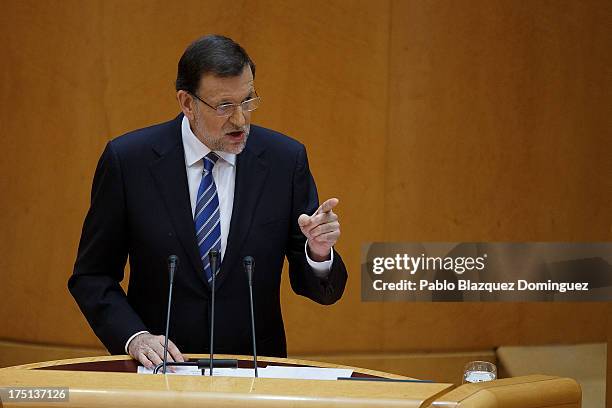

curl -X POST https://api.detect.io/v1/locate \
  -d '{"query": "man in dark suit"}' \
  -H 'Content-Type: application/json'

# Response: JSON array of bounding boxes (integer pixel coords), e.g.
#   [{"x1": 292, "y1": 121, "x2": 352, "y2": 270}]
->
[{"x1": 68, "y1": 35, "x2": 347, "y2": 368}]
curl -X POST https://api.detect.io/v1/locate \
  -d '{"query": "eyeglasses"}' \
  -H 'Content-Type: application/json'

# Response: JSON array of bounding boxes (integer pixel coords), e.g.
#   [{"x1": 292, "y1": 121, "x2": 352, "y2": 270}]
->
[{"x1": 191, "y1": 91, "x2": 261, "y2": 117}]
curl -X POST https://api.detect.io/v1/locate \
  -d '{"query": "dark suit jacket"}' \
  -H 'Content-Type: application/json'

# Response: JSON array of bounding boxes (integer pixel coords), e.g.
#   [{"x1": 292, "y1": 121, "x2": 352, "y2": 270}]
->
[{"x1": 68, "y1": 115, "x2": 347, "y2": 357}]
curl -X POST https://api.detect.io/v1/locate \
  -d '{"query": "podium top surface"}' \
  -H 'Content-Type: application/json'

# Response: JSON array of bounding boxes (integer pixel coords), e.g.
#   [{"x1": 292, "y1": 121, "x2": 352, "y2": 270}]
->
[
  {"x1": 0, "y1": 355, "x2": 581, "y2": 408},
  {"x1": 3, "y1": 353, "x2": 412, "y2": 379}
]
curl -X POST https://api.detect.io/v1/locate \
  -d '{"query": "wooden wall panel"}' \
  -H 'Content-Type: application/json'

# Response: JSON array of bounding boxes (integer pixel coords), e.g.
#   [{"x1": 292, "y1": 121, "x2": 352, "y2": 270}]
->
[
  {"x1": 0, "y1": 0, "x2": 610, "y2": 366},
  {"x1": 377, "y1": 0, "x2": 612, "y2": 352},
  {"x1": 0, "y1": 0, "x2": 110, "y2": 347},
  {"x1": 385, "y1": 0, "x2": 612, "y2": 242}
]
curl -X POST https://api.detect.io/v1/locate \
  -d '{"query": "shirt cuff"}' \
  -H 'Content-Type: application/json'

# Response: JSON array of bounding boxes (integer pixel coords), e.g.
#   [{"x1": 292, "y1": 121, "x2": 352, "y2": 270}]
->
[
  {"x1": 304, "y1": 240, "x2": 333, "y2": 278},
  {"x1": 125, "y1": 330, "x2": 149, "y2": 354}
]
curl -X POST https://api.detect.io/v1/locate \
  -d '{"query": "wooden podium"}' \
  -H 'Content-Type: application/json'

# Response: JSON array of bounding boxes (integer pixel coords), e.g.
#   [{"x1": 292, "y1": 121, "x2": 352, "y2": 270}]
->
[{"x1": 0, "y1": 354, "x2": 581, "y2": 407}]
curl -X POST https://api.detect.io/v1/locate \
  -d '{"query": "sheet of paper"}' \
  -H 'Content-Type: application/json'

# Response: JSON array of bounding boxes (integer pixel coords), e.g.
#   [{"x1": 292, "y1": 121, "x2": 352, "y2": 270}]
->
[
  {"x1": 260, "y1": 366, "x2": 353, "y2": 381},
  {"x1": 137, "y1": 366, "x2": 254, "y2": 376},
  {"x1": 138, "y1": 365, "x2": 199, "y2": 375},
  {"x1": 137, "y1": 365, "x2": 353, "y2": 380}
]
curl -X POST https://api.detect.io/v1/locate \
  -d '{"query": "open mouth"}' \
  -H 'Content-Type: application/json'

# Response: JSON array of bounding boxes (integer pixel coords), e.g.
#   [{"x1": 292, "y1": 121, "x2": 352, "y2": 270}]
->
[{"x1": 226, "y1": 131, "x2": 245, "y2": 140}]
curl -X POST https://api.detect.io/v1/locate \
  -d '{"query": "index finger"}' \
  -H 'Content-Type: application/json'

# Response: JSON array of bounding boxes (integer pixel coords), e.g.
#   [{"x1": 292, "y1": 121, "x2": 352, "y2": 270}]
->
[{"x1": 315, "y1": 198, "x2": 339, "y2": 215}]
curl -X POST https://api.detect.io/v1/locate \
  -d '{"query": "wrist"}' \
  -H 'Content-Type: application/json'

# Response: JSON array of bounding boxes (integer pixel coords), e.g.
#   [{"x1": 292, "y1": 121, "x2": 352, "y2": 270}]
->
[
  {"x1": 126, "y1": 330, "x2": 149, "y2": 355},
  {"x1": 307, "y1": 245, "x2": 331, "y2": 262}
]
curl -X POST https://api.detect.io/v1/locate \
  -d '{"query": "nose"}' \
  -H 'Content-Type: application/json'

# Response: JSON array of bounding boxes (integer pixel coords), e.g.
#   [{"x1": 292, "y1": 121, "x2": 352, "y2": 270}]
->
[{"x1": 229, "y1": 105, "x2": 247, "y2": 128}]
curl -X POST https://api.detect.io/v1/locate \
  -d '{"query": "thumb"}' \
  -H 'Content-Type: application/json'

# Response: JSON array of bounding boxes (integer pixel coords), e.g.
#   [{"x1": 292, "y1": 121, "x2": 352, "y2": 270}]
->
[{"x1": 298, "y1": 213, "x2": 311, "y2": 227}]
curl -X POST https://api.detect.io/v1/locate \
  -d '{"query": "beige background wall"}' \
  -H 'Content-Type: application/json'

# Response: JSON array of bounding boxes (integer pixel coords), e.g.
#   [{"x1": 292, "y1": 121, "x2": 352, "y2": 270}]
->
[{"x1": 0, "y1": 0, "x2": 610, "y2": 393}]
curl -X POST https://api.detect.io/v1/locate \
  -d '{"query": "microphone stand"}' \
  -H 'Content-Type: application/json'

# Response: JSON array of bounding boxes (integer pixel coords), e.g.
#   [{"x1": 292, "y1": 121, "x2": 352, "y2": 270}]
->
[
  {"x1": 243, "y1": 256, "x2": 258, "y2": 377},
  {"x1": 162, "y1": 255, "x2": 178, "y2": 374},
  {"x1": 208, "y1": 250, "x2": 218, "y2": 377}
]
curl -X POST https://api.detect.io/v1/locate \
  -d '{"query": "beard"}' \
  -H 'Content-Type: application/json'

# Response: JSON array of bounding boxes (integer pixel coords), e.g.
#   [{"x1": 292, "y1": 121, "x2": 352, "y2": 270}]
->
[
  {"x1": 203, "y1": 126, "x2": 249, "y2": 154},
  {"x1": 192, "y1": 112, "x2": 250, "y2": 154}
]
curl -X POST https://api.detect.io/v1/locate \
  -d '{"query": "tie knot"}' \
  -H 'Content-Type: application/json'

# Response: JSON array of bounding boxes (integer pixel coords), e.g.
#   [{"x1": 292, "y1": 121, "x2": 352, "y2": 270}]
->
[{"x1": 203, "y1": 152, "x2": 219, "y2": 172}]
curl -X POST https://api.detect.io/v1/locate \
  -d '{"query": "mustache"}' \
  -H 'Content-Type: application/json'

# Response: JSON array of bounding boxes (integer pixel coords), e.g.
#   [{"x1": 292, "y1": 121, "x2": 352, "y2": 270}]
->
[{"x1": 225, "y1": 126, "x2": 249, "y2": 134}]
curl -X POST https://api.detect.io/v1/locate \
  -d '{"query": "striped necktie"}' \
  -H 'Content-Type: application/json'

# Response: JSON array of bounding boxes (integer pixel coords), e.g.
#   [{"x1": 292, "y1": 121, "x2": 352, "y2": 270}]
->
[{"x1": 194, "y1": 152, "x2": 221, "y2": 283}]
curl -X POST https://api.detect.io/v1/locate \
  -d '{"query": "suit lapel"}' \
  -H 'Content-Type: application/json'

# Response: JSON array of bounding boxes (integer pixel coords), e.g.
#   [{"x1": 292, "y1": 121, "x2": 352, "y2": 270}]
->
[
  {"x1": 149, "y1": 118, "x2": 206, "y2": 286},
  {"x1": 216, "y1": 142, "x2": 269, "y2": 290}
]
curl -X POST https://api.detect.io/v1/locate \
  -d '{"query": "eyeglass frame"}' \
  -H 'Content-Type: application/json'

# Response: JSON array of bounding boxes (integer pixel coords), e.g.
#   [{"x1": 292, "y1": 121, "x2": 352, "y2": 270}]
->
[{"x1": 190, "y1": 91, "x2": 260, "y2": 117}]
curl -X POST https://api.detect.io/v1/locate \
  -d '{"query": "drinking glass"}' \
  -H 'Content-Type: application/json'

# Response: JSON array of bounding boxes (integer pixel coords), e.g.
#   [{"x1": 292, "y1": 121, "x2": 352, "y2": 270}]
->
[{"x1": 463, "y1": 361, "x2": 497, "y2": 383}]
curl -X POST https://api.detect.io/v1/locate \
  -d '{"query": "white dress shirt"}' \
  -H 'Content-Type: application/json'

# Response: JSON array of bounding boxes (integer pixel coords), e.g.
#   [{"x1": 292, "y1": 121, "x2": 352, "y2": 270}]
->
[
  {"x1": 124, "y1": 116, "x2": 333, "y2": 353},
  {"x1": 182, "y1": 116, "x2": 236, "y2": 260}
]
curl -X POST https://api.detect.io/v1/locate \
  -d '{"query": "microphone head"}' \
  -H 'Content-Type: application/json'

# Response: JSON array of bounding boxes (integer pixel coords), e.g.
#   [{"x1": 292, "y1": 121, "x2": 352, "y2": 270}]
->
[
  {"x1": 167, "y1": 255, "x2": 179, "y2": 268},
  {"x1": 243, "y1": 256, "x2": 254, "y2": 281},
  {"x1": 208, "y1": 250, "x2": 219, "y2": 264},
  {"x1": 167, "y1": 255, "x2": 179, "y2": 283}
]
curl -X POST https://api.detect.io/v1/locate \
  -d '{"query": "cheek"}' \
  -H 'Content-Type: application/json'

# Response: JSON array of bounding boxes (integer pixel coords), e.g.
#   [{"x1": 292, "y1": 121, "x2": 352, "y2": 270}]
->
[{"x1": 202, "y1": 118, "x2": 227, "y2": 137}]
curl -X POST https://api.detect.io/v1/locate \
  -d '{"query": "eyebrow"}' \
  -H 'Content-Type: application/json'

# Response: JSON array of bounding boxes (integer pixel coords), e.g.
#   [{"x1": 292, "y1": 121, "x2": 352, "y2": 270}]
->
[{"x1": 216, "y1": 88, "x2": 255, "y2": 106}]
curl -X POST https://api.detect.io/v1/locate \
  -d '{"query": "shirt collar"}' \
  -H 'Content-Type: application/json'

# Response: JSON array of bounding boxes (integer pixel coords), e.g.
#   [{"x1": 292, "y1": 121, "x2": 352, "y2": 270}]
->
[{"x1": 181, "y1": 115, "x2": 237, "y2": 167}]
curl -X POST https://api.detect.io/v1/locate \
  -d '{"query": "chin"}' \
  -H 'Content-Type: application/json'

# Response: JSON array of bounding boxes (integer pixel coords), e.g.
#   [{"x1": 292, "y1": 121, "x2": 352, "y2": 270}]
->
[
  {"x1": 226, "y1": 145, "x2": 245, "y2": 155},
  {"x1": 224, "y1": 137, "x2": 248, "y2": 154}
]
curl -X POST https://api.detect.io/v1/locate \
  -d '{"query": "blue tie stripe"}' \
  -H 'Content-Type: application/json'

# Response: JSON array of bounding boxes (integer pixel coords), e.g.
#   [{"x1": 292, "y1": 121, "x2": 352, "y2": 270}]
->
[
  {"x1": 195, "y1": 175, "x2": 216, "y2": 212},
  {"x1": 200, "y1": 235, "x2": 222, "y2": 262},
  {"x1": 194, "y1": 152, "x2": 222, "y2": 283},
  {"x1": 195, "y1": 192, "x2": 220, "y2": 240},
  {"x1": 198, "y1": 219, "x2": 221, "y2": 247},
  {"x1": 194, "y1": 189, "x2": 217, "y2": 220},
  {"x1": 195, "y1": 181, "x2": 214, "y2": 207},
  {"x1": 195, "y1": 207, "x2": 219, "y2": 236}
]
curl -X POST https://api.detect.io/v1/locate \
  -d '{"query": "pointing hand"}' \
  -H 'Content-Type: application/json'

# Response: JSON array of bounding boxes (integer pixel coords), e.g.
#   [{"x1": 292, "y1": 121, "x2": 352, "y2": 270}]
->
[{"x1": 298, "y1": 198, "x2": 341, "y2": 262}]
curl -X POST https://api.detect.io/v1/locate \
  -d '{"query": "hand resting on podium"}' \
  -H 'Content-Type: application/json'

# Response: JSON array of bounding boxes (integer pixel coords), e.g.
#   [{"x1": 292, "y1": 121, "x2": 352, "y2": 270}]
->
[{"x1": 128, "y1": 332, "x2": 185, "y2": 369}]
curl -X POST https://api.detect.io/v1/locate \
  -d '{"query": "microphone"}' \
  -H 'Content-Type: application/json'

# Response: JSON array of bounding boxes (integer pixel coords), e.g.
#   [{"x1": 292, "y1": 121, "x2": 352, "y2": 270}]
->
[
  {"x1": 151, "y1": 252, "x2": 235, "y2": 376},
  {"x1": 208, "y1": 250, "x2": 219, "y2": 377},
  {"x1": 162, "y1": 255, "x2": 179, "y2": 374},
  {"x1": 243, "y1": 256, "x2": 258, "y2": 377}
]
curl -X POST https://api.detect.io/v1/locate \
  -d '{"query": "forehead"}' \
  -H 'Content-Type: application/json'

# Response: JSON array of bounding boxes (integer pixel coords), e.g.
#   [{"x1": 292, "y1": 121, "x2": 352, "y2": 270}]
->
[{"x1": 198, "y1": 67, "x2": 254, "y2": 101}]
